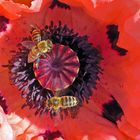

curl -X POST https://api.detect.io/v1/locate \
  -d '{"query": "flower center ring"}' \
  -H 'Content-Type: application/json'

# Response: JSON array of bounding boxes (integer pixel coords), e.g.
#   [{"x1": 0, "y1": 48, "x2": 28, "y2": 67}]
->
[{"x1": 34, "y1": 44, "x2": 80, "y2": 92}]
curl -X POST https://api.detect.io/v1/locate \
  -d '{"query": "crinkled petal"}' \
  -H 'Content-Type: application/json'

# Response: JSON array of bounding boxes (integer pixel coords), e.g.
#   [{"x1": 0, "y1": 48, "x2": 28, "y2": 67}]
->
[
  {"x1": 7, "y1": 112, "x2": 45, "y2": 140},
  {"x1": 0, "y1": 0, "x2": 43, "y2": 19},
  {"x1": 0, "y1": 107, "x2": 14, "y2": 140},
  {"x1": 61, "y1": 0, "x2": 139, "y2": 24}
]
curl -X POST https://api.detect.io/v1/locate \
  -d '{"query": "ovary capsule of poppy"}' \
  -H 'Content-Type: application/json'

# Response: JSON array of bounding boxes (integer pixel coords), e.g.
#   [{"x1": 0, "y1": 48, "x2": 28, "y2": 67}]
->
[{"x1": 46, "y1": 96, "x2": 79, "y2": 111}]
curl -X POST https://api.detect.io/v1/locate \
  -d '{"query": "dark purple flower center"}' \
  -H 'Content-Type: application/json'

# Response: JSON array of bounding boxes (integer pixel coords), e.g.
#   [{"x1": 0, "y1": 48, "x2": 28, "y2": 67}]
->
[{"x1": 6, "y1": 21, "x2": 102, "y2": 118}]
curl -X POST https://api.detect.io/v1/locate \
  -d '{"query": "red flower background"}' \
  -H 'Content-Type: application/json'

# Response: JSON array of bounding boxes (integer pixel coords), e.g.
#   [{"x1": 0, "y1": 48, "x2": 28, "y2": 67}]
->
[
  {"x1": 0, "y1": 0, "x2": 43, "y2": 19},
  {"x1": 0, "y1": 0, "x2": 140, "y2": 140}
]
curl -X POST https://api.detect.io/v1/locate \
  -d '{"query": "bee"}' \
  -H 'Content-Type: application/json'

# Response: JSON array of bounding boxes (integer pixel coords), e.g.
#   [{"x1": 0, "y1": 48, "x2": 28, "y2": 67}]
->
[
  {"x1": 21, "y1": 25, "x2": 53, "y2": 64},
  {"x1": 46, "y1": 96, "x2": 79, "y2": 112}
]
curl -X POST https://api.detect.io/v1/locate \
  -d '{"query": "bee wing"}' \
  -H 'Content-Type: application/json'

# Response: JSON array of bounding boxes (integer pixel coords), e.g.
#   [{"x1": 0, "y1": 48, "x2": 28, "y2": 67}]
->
[{"x1": 21, "y1": 41, "x2": 35, "y2": 49}]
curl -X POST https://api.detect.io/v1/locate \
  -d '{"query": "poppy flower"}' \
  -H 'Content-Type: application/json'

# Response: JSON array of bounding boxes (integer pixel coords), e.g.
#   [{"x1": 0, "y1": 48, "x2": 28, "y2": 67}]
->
[{"x1": 0, "y1": 0, "x2": 140, "y2": 140}]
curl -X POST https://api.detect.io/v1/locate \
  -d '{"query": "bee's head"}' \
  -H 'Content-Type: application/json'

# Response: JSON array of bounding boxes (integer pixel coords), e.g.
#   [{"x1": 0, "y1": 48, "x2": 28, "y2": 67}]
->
[
  {"x1": 38, "y1": 40, "x2": 53, "y2": 53},
  {"x1": 46, "y1": 97, "x2": 60, "y2": 108},
  {"x1": 51, "y1": 97, "x2": 60, "y2": 110},
  {"x1": 53, "y1": 98, "x2": 59, "y2": 106}
]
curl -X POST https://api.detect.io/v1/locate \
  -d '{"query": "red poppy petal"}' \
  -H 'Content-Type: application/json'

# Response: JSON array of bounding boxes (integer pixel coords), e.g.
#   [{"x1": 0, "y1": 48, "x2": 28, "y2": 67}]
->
[
  {"x1": 55, "y1": 102, "x2": 128, "y2": 140},
  {"x1": 62, "y1": 0, "x2": 140, "y2": 138},
  {"x1": 117, "y1": 116, "x2": 140, "y2": 139},
  {"x1": 86, "y1": 1, "x2": 140, "y2": 138},
  {"x1": 124, "y1": 9, "x2": 140, "y2": 44},
  {"x1": 12, "y1": 0, "x2": 33, "y2": 7},
  {"x1": 0, "y1": 0, "x2": 43, "y2": 19},
  {"x1": 116, "y1": 30, "x2": 140, "y2": 135}
]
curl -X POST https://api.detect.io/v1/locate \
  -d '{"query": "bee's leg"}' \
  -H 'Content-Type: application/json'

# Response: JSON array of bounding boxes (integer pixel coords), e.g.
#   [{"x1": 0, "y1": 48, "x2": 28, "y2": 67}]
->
[
  {"x1": 42, "y1": 53, "x2": 47, "y2": 58},
  {"x1": 55, "y1": 109, "x2": 59, "y2": 114},
  {"x1": 36, "y1": 58, "x2": 40, "y2": 69},
  {"x1": 50, "y1": 109, "x2": 54, "y2": 119},
  {"x1": 54, "y1": 109, "x2": 61, "y2": 127},
  {"x1": 55, "y1": 91, "x2": 61, "y2": 96}
]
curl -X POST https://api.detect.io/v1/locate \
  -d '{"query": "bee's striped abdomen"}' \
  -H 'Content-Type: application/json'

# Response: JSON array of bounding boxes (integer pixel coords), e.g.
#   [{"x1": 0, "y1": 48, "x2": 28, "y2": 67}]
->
[
  {"x1": 61, "y1": 96, "x2": 78, "y2": 108},
  {"x1": 31, "y1": 27, "x2": 41, "y2": 43}
]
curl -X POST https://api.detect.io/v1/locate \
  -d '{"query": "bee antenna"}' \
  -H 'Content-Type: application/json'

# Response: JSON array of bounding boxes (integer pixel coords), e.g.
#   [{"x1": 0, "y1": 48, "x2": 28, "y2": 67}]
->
[{"x1": 30, "y1": 24, "x2": 34, "y2": 28}]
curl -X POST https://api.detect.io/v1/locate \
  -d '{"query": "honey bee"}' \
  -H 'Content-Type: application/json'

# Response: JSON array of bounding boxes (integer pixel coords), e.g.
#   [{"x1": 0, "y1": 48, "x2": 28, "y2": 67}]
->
[
  {"x1": 46, "y1": 96, "x2": 79, "y2": 112},
  {"x1": 21, "y1": 25, "x2": 53, "y2": 64}
]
